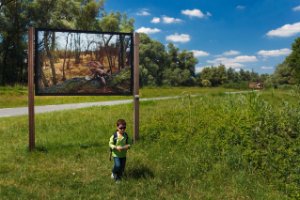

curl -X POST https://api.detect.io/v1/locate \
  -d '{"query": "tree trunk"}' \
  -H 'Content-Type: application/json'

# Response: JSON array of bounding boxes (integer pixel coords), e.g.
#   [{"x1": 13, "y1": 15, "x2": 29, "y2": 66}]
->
[
  {"x1": 44, "y1": 31, "x2": 57, "y2": 85},
  {"x1": 62, "y1": 33, "x2": 70, "y2": 81},
  {"x1": 119, "y1": 35, "x2": 125, "y2": 70},
  {"x1": 105, "y1": 48, "x2": 113, "y2": 75},
  {"x1": 102, "y1": 35, "x2": 114, "y2": 75},
  {"x1": 75, "y1": 33, "x2": 81, "y2": 64},
  {"x1": 40, "y1": 59, "x2": 49, "y2": 88}
]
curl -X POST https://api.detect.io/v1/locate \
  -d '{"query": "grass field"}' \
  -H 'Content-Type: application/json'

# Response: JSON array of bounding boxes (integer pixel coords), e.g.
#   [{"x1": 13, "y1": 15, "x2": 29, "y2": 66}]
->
[
  {"x1": 1, "y1": 87, "x2": 299, "y2": 199},
  {"x1": 0, "y1": 85, "x2": 238, "y2": 108}
]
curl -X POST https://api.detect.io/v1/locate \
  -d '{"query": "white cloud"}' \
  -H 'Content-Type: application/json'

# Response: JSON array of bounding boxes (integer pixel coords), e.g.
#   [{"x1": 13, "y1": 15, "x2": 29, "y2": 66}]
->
[
  {"x1": 206, "y1": 55, "x2": 257, "y2": 68},
  {"x1": 267, "y1": 22, "x2": 300, "y2": 37},
  {"x1": 136, "y1": 27, "x2": 161, "y2": 34},
  {"x1": 261, "y1": 66, "x2": 273, "y2": 70},
  {"x1": 162, "y1": 16, "x2": 182, "y2": 24},
  {"x1": 191, "y1": 50, "x2": 210, "y2": 57},
  {"x1": 166, "y1": 33, "x2": 191, "y2": 43},
  {"x1": 293, "y1": 5, "x2": 300, "y2": 11},
  {"x1": 236, "y1": 5, "x2": 246, "y2": 10},
  {"x1": 181, "y1": 9, "x2": 210, "y2": 18},
  {"x1": 207, "y1": 57, "x2": 244, "y2": 68},
  {"x1": 137, "y1": 9, "x2": 150, "y2": 16},
  {"x1": 222, "y1": 50, "x2": 240, "y2": 56},
  {"x1": 234, "y1": 55, "x2": 258, "y2": 63},
  {"x1": 151, "y1": 17, "x2": 160, "y2": 23},
  {"x1": 257, "y1": 48, "x2": 291, "y2": 57}
]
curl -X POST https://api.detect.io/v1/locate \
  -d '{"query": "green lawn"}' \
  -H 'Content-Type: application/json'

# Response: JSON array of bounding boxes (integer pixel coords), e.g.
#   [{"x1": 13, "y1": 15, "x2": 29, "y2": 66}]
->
[{"x1": 1, "y1": 90, "x2": 299, "y2": 199}]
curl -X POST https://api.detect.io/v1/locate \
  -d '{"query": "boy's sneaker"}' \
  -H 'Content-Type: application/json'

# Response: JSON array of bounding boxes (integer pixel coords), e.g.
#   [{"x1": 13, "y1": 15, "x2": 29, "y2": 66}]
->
[{"x1": 111, "y1": 173, "x2": 115, "y2": 180}]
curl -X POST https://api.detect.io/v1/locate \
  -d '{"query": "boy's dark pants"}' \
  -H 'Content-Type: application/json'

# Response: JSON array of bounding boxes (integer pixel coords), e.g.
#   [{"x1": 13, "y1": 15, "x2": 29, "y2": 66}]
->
[{"x1": 112, "y1": 157, "x2": 126, "y2": 180}]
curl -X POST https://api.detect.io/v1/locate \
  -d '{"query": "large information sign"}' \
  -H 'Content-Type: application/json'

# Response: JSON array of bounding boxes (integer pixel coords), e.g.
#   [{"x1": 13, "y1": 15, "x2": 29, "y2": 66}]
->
[{"x1": 35, "y1": 28, "x2": 133, "y2": 95}]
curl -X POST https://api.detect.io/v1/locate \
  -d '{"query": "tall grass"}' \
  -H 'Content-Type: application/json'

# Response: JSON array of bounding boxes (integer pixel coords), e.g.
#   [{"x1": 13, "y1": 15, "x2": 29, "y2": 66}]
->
[{"x1": 1, "y1": 90, "x2": 299, "y2": 199}]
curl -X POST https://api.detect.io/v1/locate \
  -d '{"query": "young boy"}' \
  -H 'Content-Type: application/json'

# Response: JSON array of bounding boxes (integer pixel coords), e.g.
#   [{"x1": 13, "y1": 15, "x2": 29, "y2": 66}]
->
[{"x1": 109, "y1": 119, "x2": 131, "y2": 182}]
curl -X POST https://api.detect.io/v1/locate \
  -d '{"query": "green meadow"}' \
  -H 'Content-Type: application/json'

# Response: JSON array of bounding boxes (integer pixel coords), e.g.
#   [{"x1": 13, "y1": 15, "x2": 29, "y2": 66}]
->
[
  {"x1": 1, "y1": 88, "x2": 300, "y2": 199},
  {"x1": 0, "y1": 85, "x2": 237, "y2": 108}
]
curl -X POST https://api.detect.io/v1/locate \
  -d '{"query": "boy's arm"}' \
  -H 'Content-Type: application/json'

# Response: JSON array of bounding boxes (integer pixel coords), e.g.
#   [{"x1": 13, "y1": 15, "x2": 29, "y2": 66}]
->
[
  {"x1": 125, "y1": 134, "x2": 132, "y2": 149},
  {"x1": 109, "y1": 135, "x2": 116, "y2": 150}
]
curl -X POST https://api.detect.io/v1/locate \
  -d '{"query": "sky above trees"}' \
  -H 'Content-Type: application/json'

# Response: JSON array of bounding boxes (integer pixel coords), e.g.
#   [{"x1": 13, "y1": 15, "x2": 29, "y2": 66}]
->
[{"x1": 104, "y1": 0, "x2": 300, "y2": 74}]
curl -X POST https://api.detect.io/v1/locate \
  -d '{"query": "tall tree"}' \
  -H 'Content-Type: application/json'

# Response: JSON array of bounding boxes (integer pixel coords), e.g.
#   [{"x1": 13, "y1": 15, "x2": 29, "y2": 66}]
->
[
  {"x1": 163, "y1": 43, "x2": 197, "y2": 86},
  {"x1": 286, "y1": 38, "x2": 300, "y2": 83},
  {"x1": 0, "y1": 0, "x2": 28, "y2": 85},
  {"x1": 273, "y1": 61, "x2": 295, "y2": 85},
  {"x1": 273, "y1": 37, "x2": 300, "y2": 85},
  {"x1": 139, "y1": 33, "x2": 167, "y2": 86}
]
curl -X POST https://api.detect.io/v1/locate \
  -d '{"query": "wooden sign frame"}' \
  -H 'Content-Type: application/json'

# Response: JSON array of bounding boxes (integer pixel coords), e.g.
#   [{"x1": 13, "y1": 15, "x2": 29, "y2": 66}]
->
[{"x1": 27, "y1": 27, "x2": 139, "y2": 151}]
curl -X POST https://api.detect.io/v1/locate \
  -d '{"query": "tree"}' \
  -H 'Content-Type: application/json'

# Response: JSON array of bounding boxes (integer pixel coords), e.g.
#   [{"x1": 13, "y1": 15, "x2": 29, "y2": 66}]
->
[
  {"x1": 274, "y1": 37, "x2": 300, "y2": 85},
  {"x1": 286, "y1": 37, "x2": 300, "y2": 83},
  {"x1": 198, "y1": 65, "x2": 227, "y2": 87},
  {"x1": 273, "y1": 61, "x2": 295, "y2": 85},
  {"x1": 139, "y1": 33, "x2": 168, "y2": 86},
  {"x1": 201, "y1": 79, "x2": 211, "y2": 87},
  {"x1": 0, "y1": 0, "x2": 28, "y2": 85},
  {"x1": 163, "y1": 43, "x2": 197, "y2": 86}
]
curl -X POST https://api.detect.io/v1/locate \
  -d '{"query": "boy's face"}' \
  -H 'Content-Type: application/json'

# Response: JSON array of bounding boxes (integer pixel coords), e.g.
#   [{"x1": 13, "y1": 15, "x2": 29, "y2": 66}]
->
[{"x1": 117, "y1": 124, "x2": 126, "y2": 133}]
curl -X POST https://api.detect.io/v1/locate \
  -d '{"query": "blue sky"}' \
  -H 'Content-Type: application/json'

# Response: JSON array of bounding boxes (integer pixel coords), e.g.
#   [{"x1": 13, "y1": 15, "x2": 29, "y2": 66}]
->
[{"x1": 104, "y1": 0, "x2": 300, "y2": 74}]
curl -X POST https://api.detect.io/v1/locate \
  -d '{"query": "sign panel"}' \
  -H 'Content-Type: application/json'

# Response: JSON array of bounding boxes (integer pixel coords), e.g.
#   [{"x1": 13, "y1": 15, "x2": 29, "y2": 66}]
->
[{"x1": 35, "y1": 28, "x2": 133, "y2": 95}]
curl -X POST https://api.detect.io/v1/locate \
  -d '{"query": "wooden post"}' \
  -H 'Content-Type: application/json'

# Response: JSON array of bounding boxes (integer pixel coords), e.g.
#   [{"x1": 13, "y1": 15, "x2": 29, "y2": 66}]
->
[
  {"x1": 28, "y1": 27, "x2": 35, "y2": 151},
  {"x1": 133, "y1": 33, "x2": 140, "y2": 142}
]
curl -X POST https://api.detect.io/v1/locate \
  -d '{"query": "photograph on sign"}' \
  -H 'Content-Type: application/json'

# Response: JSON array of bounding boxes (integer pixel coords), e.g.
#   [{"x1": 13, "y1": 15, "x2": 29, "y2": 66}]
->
[{"x1": 35, "y1": 29, "x2": 133, "y2": 95}]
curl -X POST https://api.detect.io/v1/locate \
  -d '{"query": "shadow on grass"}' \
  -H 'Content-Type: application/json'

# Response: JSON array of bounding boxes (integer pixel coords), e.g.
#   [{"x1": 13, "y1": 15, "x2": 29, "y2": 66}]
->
[
  {"x1": 125, "y1": 165, "x2": 154, "y2": 180},
  {"x1": 31, "y1": 142, "x2": 102, "y2": 153},
  {"x1": 34, "y1": 145, "x2": 49, "y2": 153}
]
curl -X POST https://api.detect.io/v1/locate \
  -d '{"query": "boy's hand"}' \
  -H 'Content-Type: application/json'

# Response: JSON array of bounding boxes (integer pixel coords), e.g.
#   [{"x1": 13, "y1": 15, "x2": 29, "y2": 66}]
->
[{"x1": 116, "y1": 146, "x2": 123, "y2": 152}]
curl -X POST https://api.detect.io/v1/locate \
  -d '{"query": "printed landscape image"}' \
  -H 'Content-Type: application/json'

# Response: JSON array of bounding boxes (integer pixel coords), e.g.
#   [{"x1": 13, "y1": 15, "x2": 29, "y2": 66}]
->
[{"x1": 35, "y1": 30, "x2": 133, "y2": 95}]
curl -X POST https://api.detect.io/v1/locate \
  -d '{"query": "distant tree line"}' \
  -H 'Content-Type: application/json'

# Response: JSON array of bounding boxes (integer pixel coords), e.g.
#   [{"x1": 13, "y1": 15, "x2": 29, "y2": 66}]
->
[
  {"x1": 198, "y1": 66, "x2": 269, "y2": 88},
  {"x1": 139, "y1": 33, "x2": 269, "y2": 88},
  {"x1": 139, "y1": 35, "x2": 300, "y2": 88}
]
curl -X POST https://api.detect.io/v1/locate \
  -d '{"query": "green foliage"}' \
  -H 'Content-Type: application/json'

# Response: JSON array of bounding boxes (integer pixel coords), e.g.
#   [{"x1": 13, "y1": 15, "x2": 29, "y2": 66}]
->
[
  {"x1": 201, "y1": 79, "x2": 212, "y2": 87},
  {"x1": 0, "y1": 0, "x2": 29, "y2": 85},
  {"x1": 287, "y1": 38, "x2": 300, "y2": 83},
  {"x1": 138, "y1": 35, "x2": 198, "y2": 87},
  {"x1": 139, "y1": 33, "x2": 167, "y2": 86},
  {"x1": 273, "y1": 61, "x2": 296, "y2": 85},
  {"x1": 109, "y1": 68, "x2": 131, "y2": 92},
  {"x1": 274, "y1": 37, "x2": 300, "y2": 85},
  {"x1": 198, "y1": 66, "x2": 264, "y2": 88}
]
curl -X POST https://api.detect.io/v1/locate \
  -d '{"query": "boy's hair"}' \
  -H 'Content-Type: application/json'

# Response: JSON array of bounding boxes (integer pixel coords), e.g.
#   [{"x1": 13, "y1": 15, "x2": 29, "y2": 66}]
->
[{"x1": 116, "y1": 119, "x2": 126, "y2": 126}]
